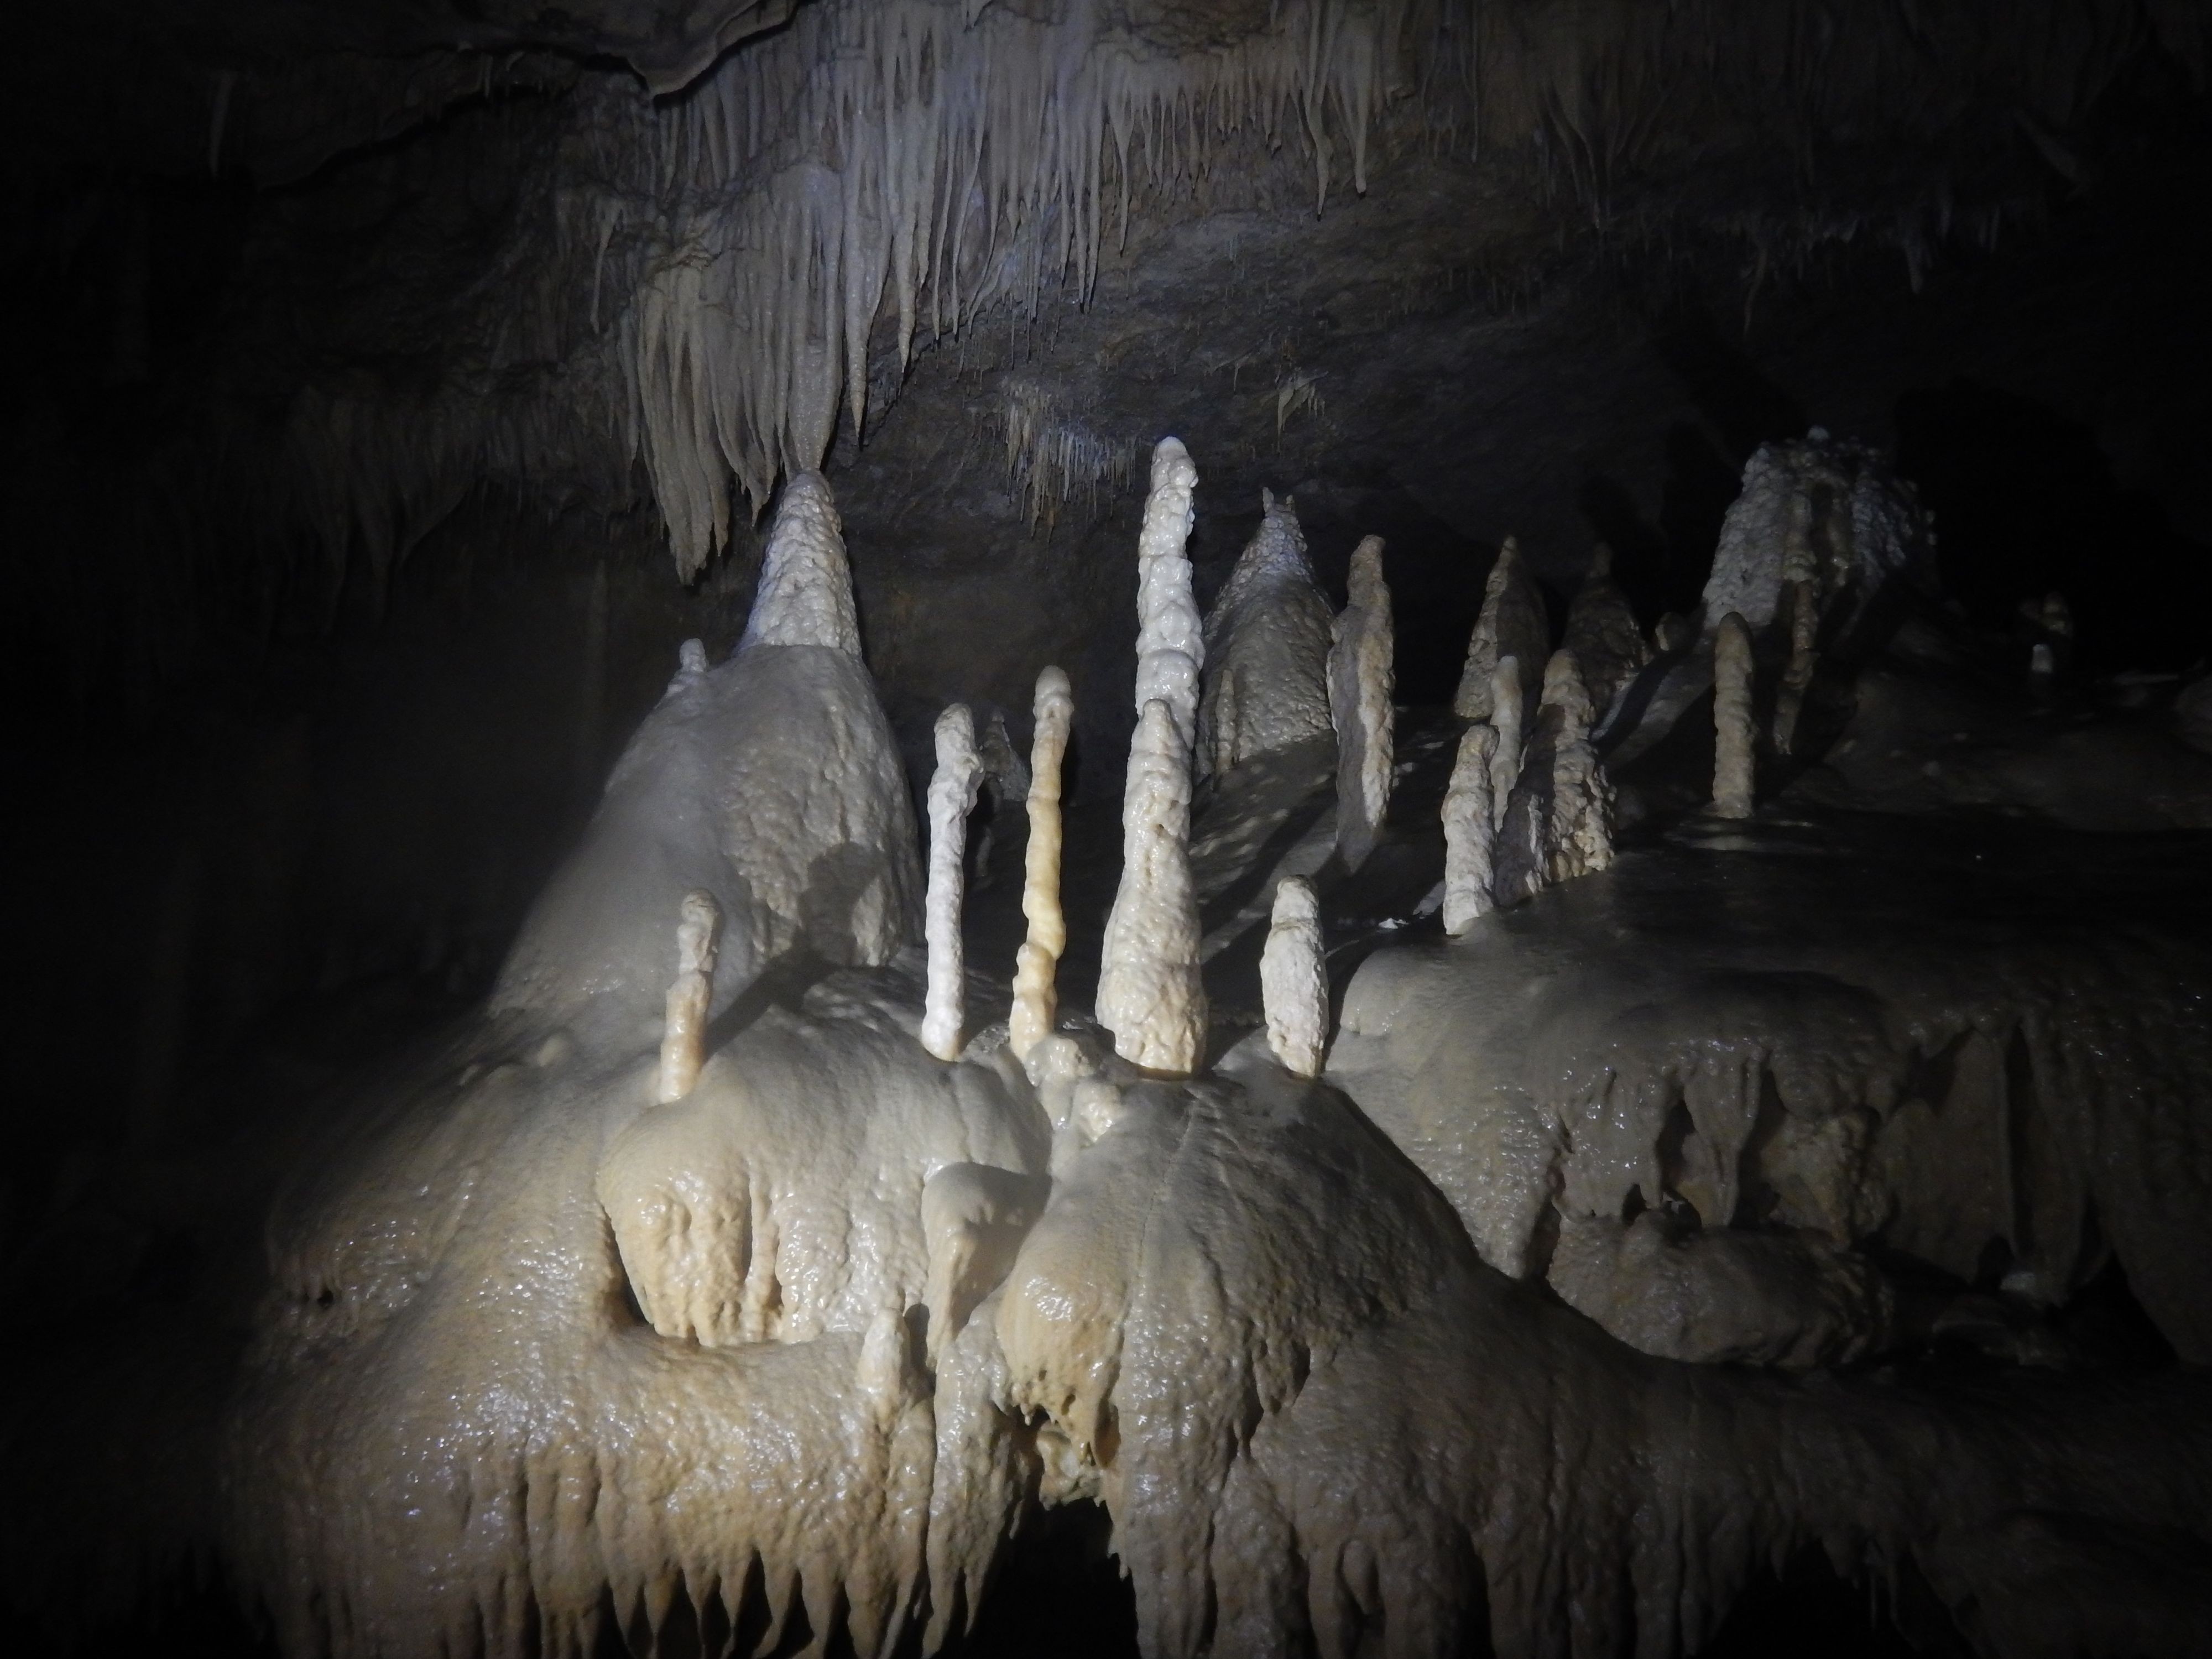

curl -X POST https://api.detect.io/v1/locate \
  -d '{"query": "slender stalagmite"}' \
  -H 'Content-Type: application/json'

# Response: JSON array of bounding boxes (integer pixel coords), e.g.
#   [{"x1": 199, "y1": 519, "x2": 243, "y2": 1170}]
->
[
  {"x1": 1453, "y1": 535, "x2": 1551, "y2": 721},
  {"x1": 1772, "y1": 576, "x2": 1819, "y2": 756},
  {"x1": 1096, "y1": 698, "x2": 1207, "y2": 1075},
  {"x1": 923, "y1": 704, "x2": 984, "y2": 1061},
  {"x1": 1135, "y1": 437, "x2": 1204, "y2": 749},
  {"x1": 1442, "y1": 724, "x2": 1498, "y2": 936},
  {"x1": 1488, "y1": 653, "x2": 1525, "y2": 830},
  {"x1": 1713, "y1": 611, "x2": 1757, "y2": 818},
  {"x1": 655, "y1": 890, "x2": 723, "y2": 1103},
  {"x1": 1260, "y1": 877, "x2": 1328, "y2": 1078},
  {"x1": 1541, "y1": 649, "x2": 1615, "y2": 883},
  {"x1": 1010, "y1": 666, "x2": 1075, "y2": 1062},
  {"x1": 1329, "y1": 535, "x2": 1395, "y2": 869}
]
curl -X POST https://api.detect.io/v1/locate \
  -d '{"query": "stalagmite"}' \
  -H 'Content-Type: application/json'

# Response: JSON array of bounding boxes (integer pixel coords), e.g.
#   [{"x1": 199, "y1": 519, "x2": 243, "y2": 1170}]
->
[
  {"x1": 1134, "y1": 437, "x2": 1204, "y2": 749},
  {"x1": 1772, "y1": 570, "x2": 1820, "y2": 756},
  {"x1": 1260, "y1": 877, "x2": 1328, "y2": 1078},
  {"x1": 738, "y1": 470, "x2": 863, "y2": 656},
  {"x1": 1096, "y1": 698, "x2": 1207, "y2": 1076},
  {"x1": 1196, "y1": 489, "x2": 1335, "y2": 776},
  {"x1": 922, "y1": 703, "x2": 984, "y2": 1061},
  {"x1": 1488, "y1": 653, "x2": 1526, "y2": 829},
  {"x1": 1453, "y1": 535, "x2": 1551, "y2": 720},
  {"x1": 1713, "y1": 611, "x2": 1757, "y2": 818},
  {"x1": 1009, "y1": 666, "x2": 1074, "y2": 1063},
  {"x1": 1328, "y1": 534, "x2": 1395, "y2": 869},
  {"x1": 1542, "y1": 649, "x2": 1615, "y2": 883},
  {"x1": 654, "y1": 890, "x2": 723, "y2": 1103},
  {"x1": 1443, "y1": 724, "x2": 1498, "y2": 935},
  {"x1": 1563, "y1": 544, "x2": 1651, "y2": 715}
]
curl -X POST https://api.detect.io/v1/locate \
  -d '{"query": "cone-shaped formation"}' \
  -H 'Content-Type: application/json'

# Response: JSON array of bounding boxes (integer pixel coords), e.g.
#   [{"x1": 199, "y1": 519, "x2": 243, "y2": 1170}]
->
[
  {"x1": 1453, "y1": 536, "x2": 1551, "y2": 720},
  {"x1": 1196, "y1": 489, "x2": 1334, "y2": 776},
  {"x1": 1329, "y1": 535, "x2": 1395, "y2": 870},
  {"x1": 655, "y1": 889, "x2": 724, "y2": 1103},
  {"x1": 738, "y1": 471, "x2": 863, "y2": 655},
  {"x1": 1135, "y1": 437, "x2": 1204, "y2": 750},
  {"x1": 1443, "y1": 724, "x2": 1499, "y2": 936},
  {"x1": 1713, "y1": 611, "x2": 1757, "y2": 818},
  {"x1": 1562, "y1": 544, "x2": 1651, "y2": 716},
  {"x1": 1540, "y1": 650, "x2": 1616, "y2": 883},
  {"x1": 1010, "y1": 666, "x2": 1074, "y2": 1062},
  {"x1": 1488, "y1": 653, "x2": 1526, "y2": 830},
  {"x1": 1097, "y1": 698, "x2": 1207, "y2": 1076},
  {"x1": 1261, "y1": 877, "x2": 1329, "y2": 1078},
  {"x1": 923, "y1": 703, "x2": 984, "y2": 1061}
]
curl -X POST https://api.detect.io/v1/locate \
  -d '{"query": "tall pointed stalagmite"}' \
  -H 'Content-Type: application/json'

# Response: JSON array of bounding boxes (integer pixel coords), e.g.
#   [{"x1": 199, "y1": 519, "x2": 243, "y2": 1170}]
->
[
  {"x1": 1196, "y1": 489, "x2": 1334, "y2": 776},
  {"x1": 1562, "y1": 544, "x2": 1650, "y2": 716},
  {"x1": 1488, "y1": 653, "x2": 1526, "y2": 830},
  {"x1": 1454, "y1": 535, "x2": 1551, "y2": 721},
  {"x1": 1135, "y1": 437, "x2": 1204, "y2": 750},
  {"x1": 1329, "y1": 535, "x2": 1395, "y2": 870},
  {"x1": 739, "y1": 470, "x2": 863, "y2": 655},
  {"x1": 1261, "y1": 877, "x2": 1329, "y2": 1078},
  {"x1": 922, "y1": 704, "x2": 984, "y2": 1061},
  {"x1": 1540, "y1": 649, "x2": 1615, "y2": 883},
  {"x1": 1443, "y1": 724, "x2": 1498, "y2": 936},
  {"x1": 1009, "y1": 666, "x2": 1074, "y2": 1062},
  {"x1": 655, "y1": 890, "x2": 723, "y2": 1103},
  {"x1": 1713, "y1": 611, "x2": 1757, "y2": 818},
  {"x1": 1097, "y1": 698, "x2": 1207, "y2": 1075}
]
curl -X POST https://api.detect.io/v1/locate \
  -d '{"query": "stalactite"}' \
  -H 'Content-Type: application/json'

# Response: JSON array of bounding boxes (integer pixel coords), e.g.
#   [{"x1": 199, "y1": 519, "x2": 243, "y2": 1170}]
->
[
  {"x1": 1261, "y1": 876, "x2": 1329, "y2": 1078},
  {"x1": 924, "y1": 703, "x2": 984, "y2": 1061},
  {"x1": 655, "y1": 890, "x2": 723, "y2": 1103},
  {"x1": 1443, "y1": 722, "x2": 1498, "y2": 936},
  {"x1": 1010, "y1": 666, "x2": 1074, "y2": 1063},
  {"x1": 1713, "y1": 611, "x2": 1757, "y2": 818},
  {"x1": 1329, "y1": 534, "x2": 1395, "y2": 870}
]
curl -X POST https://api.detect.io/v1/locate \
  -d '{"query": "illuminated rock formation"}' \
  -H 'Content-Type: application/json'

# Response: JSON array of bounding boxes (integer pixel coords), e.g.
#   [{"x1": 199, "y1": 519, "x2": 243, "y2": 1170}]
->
[
  {"x1": 1260, "y1": 876, "x2": 1328, "y2": 1078},
  {"x1": 1328, "y1": 534, "x2": 1395, "y2": 869},
  {"x1": 1488, "y1": 652, "x2": 1526, "y2": 828},
  {"x1": 1442, "y1": 723, "x2": 1498, "y2": 935},
  {"x1": 654, "y1": 889, "x2": 722, "y2": 1103},
  {"x1": 1713, "y1": 611, "x2": 1757, "y2": 818},
  {"x1": 1135, "y1": 437, "x2": 1204, "y2": 751},
  {"x1": 1562, "y1": 544, "x2": 1650, "y2": 717},
  {"x1": 1009, "y1": 666, "x2": 1074, "y2": 1063},
  {"x1": 1453, "y1": 535, "x2": 1551, "y2": 721},
  {"x1": 922, "y1": 703, "x2": 984, "y2": 1062},
  {"x1": 1196, "y1": 489, "x2": 1335, "y2": 776},
  {"x1": 1096, "y1": 698, "x2": 1207, "y2": 1075}
]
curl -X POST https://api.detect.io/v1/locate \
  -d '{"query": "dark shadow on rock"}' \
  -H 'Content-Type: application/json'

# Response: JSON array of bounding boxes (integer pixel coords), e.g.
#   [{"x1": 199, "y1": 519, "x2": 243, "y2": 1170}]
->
[{"x1": 1651, "y1": 301, "x2": 1808, "y2": 460}]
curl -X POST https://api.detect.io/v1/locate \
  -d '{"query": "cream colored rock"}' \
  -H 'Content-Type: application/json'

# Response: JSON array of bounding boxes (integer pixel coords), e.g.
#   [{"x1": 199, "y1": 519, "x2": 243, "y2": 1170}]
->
[
  {"x1": 1260, "y1": 877, "x2": 1328, "y2": 1078},
  {"x1": 1010, "y1": 666, "x2": 1074, "y2": 1062},
  {"x1": 1196, "y1": 489, "x2": 1335, "y2": 776},
  {"x1": 1134, "y1": 437, "x2": 1204, "y2": 748},
  {"x1": 1562, "y1": 544, "x2": 1650, "y2": 716},
  {"x1": 737, "y1": 469, "x2": 862, "y2": 655},
  {"x1": 1328, "y1": 535, "x2": 1395, "y2": 869},
  {"x1": 655, "y1": 889, "x2": 723, "y2": 1103},
  {"x1": 1713, "y1": 610, "x2": 1756, "y2": 818},
  {"x1": 923, "y1": 704, "x2": 985, "y2": 1061},
  {"x1": 1488, "y1": 652, "x2": 1525, "y2": 829},
  {"x1": 1443, "y1": 724, "x2": 1498, "y2": 935},
  {"x1": 1453, "y1": 535, "x2": 1550, "y2": 720},
  {"x1": 1096, "y1": 698, "x2": 1207, "y2": 1075},
  {"x1": 1541, "y1": 649, "x2": 1615, "y2": 883}
]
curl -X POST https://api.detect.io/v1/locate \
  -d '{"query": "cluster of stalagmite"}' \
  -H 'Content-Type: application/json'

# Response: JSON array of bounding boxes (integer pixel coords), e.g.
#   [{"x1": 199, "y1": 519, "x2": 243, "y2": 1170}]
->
[
  {"x1": 1260, "y1": 877, "x2": 1328, "y2": 1077},
  {"x1": 1713, "y1": 611, "x2": 1757, "y2": 817},
  {"x1": 1454, "y1": 536, "x2": 1550, "y2": 721},
  {"x1": 1328, "y1": 535, "x2": 1395, "y2": 869},
  {"x1": 1008, "y1": 666, "x2": 1073, "y2": 1063},
  {"x1": 654, "y1": 889, "x2": 722, "y2": 1102},
  {"x1": 922, "y1": 703, "x2": 984, "y2": 1061}
]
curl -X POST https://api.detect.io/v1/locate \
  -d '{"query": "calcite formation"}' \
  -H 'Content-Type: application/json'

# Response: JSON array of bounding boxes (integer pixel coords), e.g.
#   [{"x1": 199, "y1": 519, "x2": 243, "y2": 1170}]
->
[
  {"x1": 1328, "y1": 534, "x2": 1395, "y2": 870},
  {"x1": 1453, "y1": 535, "x2": 1551, "y2": 721},
  {"x1": 1442, "y1": 723, "x2": 1498, "y2": 935},
  {"x1": 1486, "y1": 652, "x2": 1526, "y2": 827},
  {"x1": 653, "y1": 889, "x2": 722, "y2": 1103},
  {"x1": 1134, "y1": 437, "x2": 1204, "y2": 751},
  {"x1": 1095, "y1": 698, "x2": 1207, "y2": 1076},
  {"x1": 1562, "y1": 543, "x2": 1651, "y2": 716},
  {"x1": 1259, "y1": 876, "x2": 1328, "y2": 1078},
  {"x1": 1712, "y1": 610, "x2": 1757, "y2": 818},
  {"x1": 1009, "y1": 665, "x2": 1074, "y2": 1063},
  {"x1": 922, "y1": 703, "x2": 984, "y2": 1062},
  {"x1": 1196, "y1": 489, "x2": 1335, "y2": 777}
]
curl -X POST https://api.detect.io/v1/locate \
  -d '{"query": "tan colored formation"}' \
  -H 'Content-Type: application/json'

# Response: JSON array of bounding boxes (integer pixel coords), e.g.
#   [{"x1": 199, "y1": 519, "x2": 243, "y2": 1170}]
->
[
  {"x1": 1488, "y1": 653, "x2": 1526, "y2": 824},
  {"x1": 1442, "y1": 724, "x2": 1498, "y2": 935},
  {"x1": 1453, "y1": 535, "x2": 1551, "y2": 721},
  {"x1": 1260, "y1": 876, "x2": 1328, "y2": 1077},
  {"x1": 1713, "y1": 609, "x2": 1757, "y2": 817},
  {"x1": 1009, "y1": 666, "x2": 1074, "y2": 1063},
  {"x1": 1328, "y1": 534, "x2": 1395, "y2": 869},
  {"x1": 1097, "y1": 698, "x2": 1208, "y2": 1073},
  {"x1": 654, "y1": 889, "x2": 723, "y2": 1103},
  {"x1": 922, "y1": 703, "x2": 985, "y2": 1061}
]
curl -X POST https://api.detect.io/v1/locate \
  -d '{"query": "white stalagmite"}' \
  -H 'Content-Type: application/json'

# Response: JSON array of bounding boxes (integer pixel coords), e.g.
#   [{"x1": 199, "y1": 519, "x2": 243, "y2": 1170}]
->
[
  {"x1": 1195, "y1": 489, "x2": 1335, "y2": 776},
  {"x1": 1261, "y1": 877, "x2": 1329, "y2": 1078},
  {"x1": 1562, "y1": 544, "x2": 1651, "y2": 715},
  {"x1": 1713, "y1": 611, "x2": 1757, "y2": 818},
  {"x1": 1454, "y1": 535, "x2": 1552, "y2": 720},
  {"x1": 1009, "y1": 666, "x2": 1074, "y2": 1063},
  {"x1": 1096, "y1": 698, "x2": 1207, "y2": 1076},
  {"x1": 738, "y1": 470, "x2": 863, "y2": 655},
  {"x1": 923, "y1": 703, "x2": 984, "y2": 1061},
  {"x1": 1488, "y1": 653, "x2": 1526, "y2": 830},
  {"x1": 655, "y1": 889, "x2": 723, "y2": 1103},
  {"x1": 1134, "y1": 437, "x2": 1204, "y2": 749},
  {"x1": 1541, "y1": 649, "x2": 1616, "y2": 883},
  {"x1": 1443, "y1": 724, "x2": 1499, "y2": 935},
  {"x1": 1328, "y1": 534, "x2": 1395, "y2": 869}
]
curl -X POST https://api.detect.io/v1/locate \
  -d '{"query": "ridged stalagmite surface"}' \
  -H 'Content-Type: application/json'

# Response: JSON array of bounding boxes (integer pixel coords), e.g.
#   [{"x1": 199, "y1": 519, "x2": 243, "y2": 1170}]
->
[
  {"x1": 1487, "y1": 652, "x2": 1526, "y2": 828},
  {"x1": 737, "y1": 470, "x2": 863, "y2": 655},
  {"x1": 1442, "y1": 723, "x2": 1498, "y2": 935},
  {"x1": 1260, "y1": 877, "x2": 1328, "y2": 1078},
  {"x1": 654, "y1": 889, "x2": 722, "y2": 1103},
  {"x1": 1453, "y1": 535, "x2": 1551, "y2": 721},
  {"x1": 1328, "y1": 535, "x2": 1395, "y2": 870},
  {"x1": 1096, "y1": 698, "x2": 1207, "y2": 1076},
  {"x1": 1562, "y1": 544, "x2": 1650, "y2": 715},
  {"x1": 1135, "y1": 437, "x2": 1204, "y2": 751},
  {"x1": 1196, "y1": 489, "x2": 1335, "y2": 776},
  {"x1": 1009, "y1": 666, "x2": 1074, "y2": 1063},
  {"x1": 923, "y1": 703, "x2": 984, "y2": 1062},
  {"x1": 1713, "y1": 610, "x2": 1757, "y2": 817}
]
